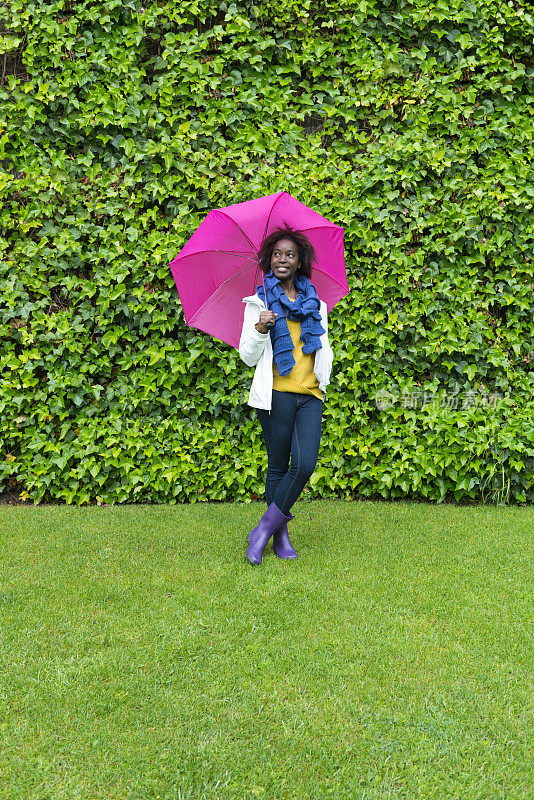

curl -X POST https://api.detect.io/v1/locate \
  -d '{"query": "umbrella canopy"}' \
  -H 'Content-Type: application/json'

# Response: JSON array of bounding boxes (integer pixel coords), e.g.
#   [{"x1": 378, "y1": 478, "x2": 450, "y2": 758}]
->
[{"x1": 169, "y1": 191, "x2": 347, "y2": 349}]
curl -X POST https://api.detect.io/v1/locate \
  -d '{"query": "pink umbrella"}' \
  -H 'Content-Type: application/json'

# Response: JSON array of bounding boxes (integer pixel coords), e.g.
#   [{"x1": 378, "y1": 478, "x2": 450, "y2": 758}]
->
[{"x1": 168, "y1": 191, "x2": 347, "y2": 349}]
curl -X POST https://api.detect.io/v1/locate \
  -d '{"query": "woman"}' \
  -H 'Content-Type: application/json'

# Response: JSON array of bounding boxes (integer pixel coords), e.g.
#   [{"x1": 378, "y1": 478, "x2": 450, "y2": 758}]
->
[{"x1": 239, "y1": 225, "x2": 334, "y2": 565}]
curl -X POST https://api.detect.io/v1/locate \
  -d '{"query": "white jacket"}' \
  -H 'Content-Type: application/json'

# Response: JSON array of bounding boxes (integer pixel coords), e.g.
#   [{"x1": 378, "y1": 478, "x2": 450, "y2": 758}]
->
[{"x1": 239, "y1": 293, "x2": 334, "y2": 411}]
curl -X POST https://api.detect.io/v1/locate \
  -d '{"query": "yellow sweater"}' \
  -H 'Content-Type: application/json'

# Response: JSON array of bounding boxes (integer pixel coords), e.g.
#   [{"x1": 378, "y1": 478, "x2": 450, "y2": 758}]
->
[{"x1": 272, "y1": 312, "x2": 323, "y2": 401}]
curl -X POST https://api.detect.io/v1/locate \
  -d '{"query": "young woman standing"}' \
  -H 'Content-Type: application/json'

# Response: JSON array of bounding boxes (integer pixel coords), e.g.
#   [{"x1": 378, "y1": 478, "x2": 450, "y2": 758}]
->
[{"x1": 239, "y1": 226, "x2": 334, "y2": 564}]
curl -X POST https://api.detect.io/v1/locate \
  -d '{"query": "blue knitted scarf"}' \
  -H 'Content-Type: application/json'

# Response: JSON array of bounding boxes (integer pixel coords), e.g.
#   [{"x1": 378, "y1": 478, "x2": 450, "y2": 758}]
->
[{"x1": 255, "y1": 270, "x2": 325, "y2": 376}]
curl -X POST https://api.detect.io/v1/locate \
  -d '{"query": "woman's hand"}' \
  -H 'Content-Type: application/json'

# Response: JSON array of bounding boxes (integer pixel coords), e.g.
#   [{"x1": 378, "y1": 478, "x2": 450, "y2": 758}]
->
[{"x1": 255, "y1": 310, "x2": 277, "y2": 333}]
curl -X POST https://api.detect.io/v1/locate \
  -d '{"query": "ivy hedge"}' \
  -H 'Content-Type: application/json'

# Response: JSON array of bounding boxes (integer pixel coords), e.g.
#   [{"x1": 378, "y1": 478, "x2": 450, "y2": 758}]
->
[{"x1": 1, "y1": 0, "x2": 534, "y2": 505}]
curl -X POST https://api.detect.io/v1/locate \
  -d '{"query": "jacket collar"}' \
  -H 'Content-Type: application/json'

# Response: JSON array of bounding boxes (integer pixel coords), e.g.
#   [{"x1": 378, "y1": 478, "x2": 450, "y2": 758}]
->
[{"x1": 241, "y1": 294, "x2": 265, "y2": 306}]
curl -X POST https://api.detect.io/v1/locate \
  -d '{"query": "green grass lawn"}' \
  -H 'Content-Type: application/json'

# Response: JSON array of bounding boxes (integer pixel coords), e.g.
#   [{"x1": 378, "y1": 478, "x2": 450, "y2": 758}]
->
[{"x1": 0, "y1": 500, "x2": 533, "y2": 800}]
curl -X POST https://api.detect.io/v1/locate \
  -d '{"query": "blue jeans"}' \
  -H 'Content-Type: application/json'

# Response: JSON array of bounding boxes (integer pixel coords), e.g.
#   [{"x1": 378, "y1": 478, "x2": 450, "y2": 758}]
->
[{"x1": 256, "y1": 390, "x2": 323, "y2": 516}]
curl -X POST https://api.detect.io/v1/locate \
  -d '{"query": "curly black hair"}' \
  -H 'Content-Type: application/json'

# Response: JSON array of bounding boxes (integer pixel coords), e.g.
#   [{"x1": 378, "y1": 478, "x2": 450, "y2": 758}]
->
[{"x1": 257, "y1": 225, "x2": 317, "y2": 279}]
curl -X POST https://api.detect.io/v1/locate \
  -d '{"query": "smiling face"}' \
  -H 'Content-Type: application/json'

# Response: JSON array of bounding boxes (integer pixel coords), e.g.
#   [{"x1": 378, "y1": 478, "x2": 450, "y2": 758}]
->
[{"x1": 270, "y1": 238, "x2": 300, "y2": 283}]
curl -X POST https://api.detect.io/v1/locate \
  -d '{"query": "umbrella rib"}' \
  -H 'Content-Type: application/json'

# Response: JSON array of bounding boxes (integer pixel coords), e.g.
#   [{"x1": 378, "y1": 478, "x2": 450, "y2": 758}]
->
[
  {"x1": 172, "y1": 249, "x2": 256, "y2": 264},
  {"x1": 211, "y1": 250, "x2": 256, "y2": 258},
  {"x1": 188, "y1": 263, "x2": 252, "y2": 325},
  {"x1": 261, "y1": 191, "x2": 286, "y2": 242},
  {"x1": 300, "y1": 223, "x2": 344, "y2": 233},
  {"x1": 215, "y1": 210, "x2": 259, "y2": 253},
  {"x1": 311, "y1": 264, "x2": 349, "y2": 291}
]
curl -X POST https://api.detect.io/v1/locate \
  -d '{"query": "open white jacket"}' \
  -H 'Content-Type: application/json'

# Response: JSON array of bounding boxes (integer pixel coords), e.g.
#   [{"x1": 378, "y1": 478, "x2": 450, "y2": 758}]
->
[{"x1": 238, "y1": 293, "x2": 334, "y2": 411}]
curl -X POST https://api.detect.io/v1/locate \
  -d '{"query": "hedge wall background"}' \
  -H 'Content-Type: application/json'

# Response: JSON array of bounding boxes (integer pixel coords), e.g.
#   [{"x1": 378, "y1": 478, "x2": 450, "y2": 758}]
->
[{"x1": 1, "y1": 0, "x2": 534, "y2": 505}]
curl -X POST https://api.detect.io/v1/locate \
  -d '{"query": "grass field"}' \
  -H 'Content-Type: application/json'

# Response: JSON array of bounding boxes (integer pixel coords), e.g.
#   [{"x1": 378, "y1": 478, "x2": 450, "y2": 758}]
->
[{"x1": 0, "y1": 500, "x2": 533, "y2": 800}]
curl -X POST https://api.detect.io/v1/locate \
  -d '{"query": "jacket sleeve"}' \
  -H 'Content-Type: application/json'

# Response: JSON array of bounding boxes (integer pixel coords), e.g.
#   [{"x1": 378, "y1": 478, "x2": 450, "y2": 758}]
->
[
  {"x1": 239, "y1": 301, "x2": 270, "y2": 367},
  {"x1": 320, "y1": 303, "x2": 334, "y2": 385}
]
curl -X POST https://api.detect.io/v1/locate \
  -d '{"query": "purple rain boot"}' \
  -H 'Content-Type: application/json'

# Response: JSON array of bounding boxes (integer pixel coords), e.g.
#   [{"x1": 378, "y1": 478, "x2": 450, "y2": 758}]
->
[
  {"x1": 272, "y1": 518, "x2": 297, "y2": 559},
  {"x1": 246, "y1": 502, "x2": 294, "y2": 565}
]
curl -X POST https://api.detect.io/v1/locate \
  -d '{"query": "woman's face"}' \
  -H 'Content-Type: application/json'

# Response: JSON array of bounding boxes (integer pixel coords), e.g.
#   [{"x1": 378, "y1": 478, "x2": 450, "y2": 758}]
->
[{"x1": 270, "y1": 238, "x2": 300, "y2": 283}]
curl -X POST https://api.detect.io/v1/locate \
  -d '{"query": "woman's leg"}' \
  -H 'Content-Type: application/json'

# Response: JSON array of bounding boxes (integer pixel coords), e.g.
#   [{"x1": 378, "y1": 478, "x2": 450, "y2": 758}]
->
[
  {"x1": 271, "y1": 394, "x2": 323, "y2": 516},
  {"x1": 247, "y1": 392, "x2": 298, "y2": 564},
  {"x1": 250, "y1": 393, "x2": 323, "y2": 563},
  {"x1": 256, "y1": 391, "x2": 298, "y2": 505}
]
